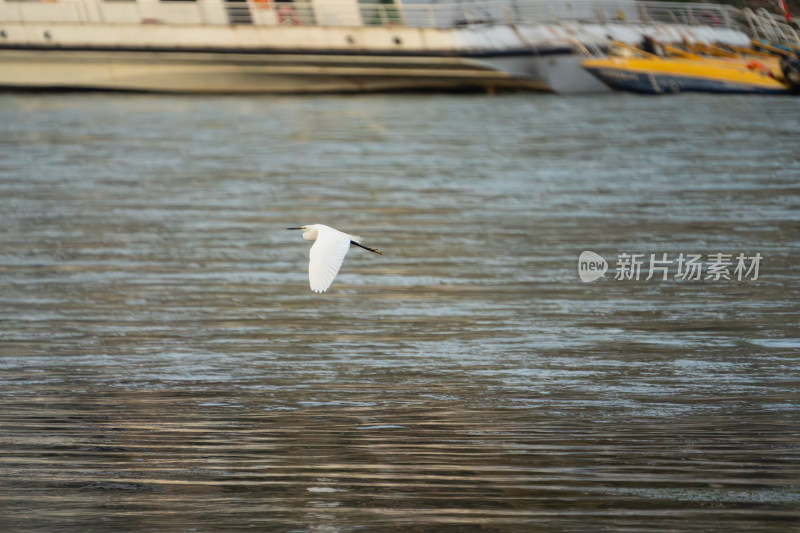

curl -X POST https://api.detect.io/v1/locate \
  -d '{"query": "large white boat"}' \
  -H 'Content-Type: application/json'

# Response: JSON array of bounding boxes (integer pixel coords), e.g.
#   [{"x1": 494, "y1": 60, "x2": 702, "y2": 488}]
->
[{"x1": 0, "y1": 0, "x2": 766, "y2": 93}]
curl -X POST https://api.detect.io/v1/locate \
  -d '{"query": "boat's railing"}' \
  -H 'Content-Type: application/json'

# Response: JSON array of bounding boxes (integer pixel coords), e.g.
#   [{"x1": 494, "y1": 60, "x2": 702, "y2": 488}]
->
[
  {"x1": 0, "y1": 0, "x2": 757, "y2": 32},
  {"x1": 635, "y1": 1, "x2": 740, "y2": 27},
  {"x1": 742, "y1": 7, "x2": 800, "y2": 45}
]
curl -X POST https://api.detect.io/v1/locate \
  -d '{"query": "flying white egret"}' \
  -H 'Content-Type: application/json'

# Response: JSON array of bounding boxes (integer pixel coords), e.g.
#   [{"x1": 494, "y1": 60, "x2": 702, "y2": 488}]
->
[{"x1": 286, "y1": 224, "x2": 382, "y2": 293}]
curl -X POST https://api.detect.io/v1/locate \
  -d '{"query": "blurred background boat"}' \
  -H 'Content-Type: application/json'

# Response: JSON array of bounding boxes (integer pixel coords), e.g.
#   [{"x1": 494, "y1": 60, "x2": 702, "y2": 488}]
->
[
  {"x1": 581, "y1": 39, "x2": 799, "y2": 94},
  {"x1": 0, "y1": 0, "x2": 787, "y2": 93}
]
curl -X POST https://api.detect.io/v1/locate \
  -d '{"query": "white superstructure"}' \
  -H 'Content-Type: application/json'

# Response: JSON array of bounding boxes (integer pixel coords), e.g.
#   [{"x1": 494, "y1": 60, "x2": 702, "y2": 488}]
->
[{"x1": 0, "y1": 0, "x2": 763, "y2": 93}]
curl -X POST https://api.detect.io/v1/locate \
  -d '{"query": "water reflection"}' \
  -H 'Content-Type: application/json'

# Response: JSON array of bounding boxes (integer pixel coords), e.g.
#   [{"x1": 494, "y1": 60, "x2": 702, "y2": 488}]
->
[{"x1": 0, "y1": 93, "x2": 799, "y2": 531}]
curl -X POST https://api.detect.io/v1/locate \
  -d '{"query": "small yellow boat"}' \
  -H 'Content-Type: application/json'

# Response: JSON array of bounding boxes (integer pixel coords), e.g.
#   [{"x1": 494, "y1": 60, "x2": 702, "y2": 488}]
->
[{"x1": 582, "y1": 42, "x2": 792, "y2": 95}]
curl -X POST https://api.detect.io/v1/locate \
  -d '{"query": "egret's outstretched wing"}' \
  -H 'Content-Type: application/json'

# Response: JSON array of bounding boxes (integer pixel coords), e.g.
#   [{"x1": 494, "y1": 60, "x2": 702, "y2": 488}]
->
[{"x1": 308, "y1": 227, "x2": 351, "y2": 293}]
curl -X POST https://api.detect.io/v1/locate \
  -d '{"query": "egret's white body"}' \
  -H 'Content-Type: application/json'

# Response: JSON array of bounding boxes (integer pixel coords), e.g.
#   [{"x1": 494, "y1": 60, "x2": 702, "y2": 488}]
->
[{"x1": 287, "y1": 224, "x2": 382, "y2": 293}]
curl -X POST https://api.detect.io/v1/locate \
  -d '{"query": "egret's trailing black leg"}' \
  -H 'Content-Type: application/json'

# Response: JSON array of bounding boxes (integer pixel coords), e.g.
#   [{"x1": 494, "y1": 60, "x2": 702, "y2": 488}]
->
[{"x1": 351, "y1": 241, "x2": 382, "y2": 255}]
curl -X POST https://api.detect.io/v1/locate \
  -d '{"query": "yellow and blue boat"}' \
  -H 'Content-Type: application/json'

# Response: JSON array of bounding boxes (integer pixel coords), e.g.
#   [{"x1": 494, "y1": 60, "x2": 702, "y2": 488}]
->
[{"x1": 582, "y1": 42, "x2": 793, "y2": 95}]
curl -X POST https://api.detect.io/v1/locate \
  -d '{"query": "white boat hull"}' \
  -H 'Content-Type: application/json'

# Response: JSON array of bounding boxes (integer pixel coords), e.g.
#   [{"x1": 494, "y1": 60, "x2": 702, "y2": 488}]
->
[
  {"x1": 529, "y1": 54, "x2": 611, "y2": 94},
  {"x1": 0, "y1": 48, "x2": 550, "y2": 93}
]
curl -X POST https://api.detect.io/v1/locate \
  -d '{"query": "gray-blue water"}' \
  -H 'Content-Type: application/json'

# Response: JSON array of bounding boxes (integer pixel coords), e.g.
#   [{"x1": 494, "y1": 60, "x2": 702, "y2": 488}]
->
[{"x1": 1, "y1": 93, "x2": 799, "y2": 532}]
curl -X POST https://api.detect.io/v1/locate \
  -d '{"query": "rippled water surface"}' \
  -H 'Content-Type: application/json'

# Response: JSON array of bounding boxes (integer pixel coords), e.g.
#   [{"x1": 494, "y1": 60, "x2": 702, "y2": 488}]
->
[{"x1": 1, "y1": 93, "x2": 799, "y2": 532}]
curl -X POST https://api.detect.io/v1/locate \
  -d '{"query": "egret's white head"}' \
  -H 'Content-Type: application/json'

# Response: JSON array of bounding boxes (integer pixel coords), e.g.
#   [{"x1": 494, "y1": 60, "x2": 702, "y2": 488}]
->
[{"x1": 286, "y1": 225, "x2": 319, "y2": 242}]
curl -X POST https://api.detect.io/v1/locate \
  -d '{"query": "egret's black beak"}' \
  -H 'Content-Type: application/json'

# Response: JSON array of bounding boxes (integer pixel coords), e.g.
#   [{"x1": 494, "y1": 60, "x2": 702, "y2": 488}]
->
[{"x1": 286, "y1": 227, "x2": 303, "y2": 230}]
